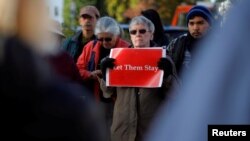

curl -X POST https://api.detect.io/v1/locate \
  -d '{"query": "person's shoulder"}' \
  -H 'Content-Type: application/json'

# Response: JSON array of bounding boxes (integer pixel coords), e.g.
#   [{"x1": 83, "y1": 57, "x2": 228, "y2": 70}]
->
[
  {"x1": 168, "y1": 33, "x2": 188, "y2": 47},
  {"x1": 173, "y1": 33, "x2": 188, "y2": 43},
  {"x1": 4, "y1": 36, "x2": 35, "y2": 61},
  {"x1": 83, "y1": 40, "x2": 101, "y2": 51},
  {"x1": 64, "y1": 31, "x2": 83, "y2": 42},
  {"x1": 62, "y1": 36, "x2": 74, "y2": 49},
  {"x1": 72, "y1": 31, "x2": 83, "y2": 41},
  {"x1": 85, "y1": 40, "x2": 96, "y2": 47},
  {"x1": 167, "y1": 33, "x2": 188, "y2": 53}
]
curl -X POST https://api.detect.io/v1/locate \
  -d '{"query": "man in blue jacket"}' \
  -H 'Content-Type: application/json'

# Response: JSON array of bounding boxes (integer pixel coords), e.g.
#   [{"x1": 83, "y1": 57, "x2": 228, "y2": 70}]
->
[{"x1": 62, "y1": 6, "x2": 100, "y2": 62}]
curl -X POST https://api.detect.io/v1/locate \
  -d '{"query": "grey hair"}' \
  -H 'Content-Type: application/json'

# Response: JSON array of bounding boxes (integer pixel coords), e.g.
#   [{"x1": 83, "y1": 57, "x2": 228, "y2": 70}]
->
[
  {"x1": 95, "y1": 16, "x2": 121, "y2": 36},
  {"x1": 129, "y1": 16, "x2": 155, "y2": 33}
]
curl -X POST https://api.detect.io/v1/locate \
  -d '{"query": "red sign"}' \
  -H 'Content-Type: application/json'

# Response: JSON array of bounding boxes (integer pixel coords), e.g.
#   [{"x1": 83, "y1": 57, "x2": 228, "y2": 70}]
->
[{"x1": 106, "y1": 48, "x2": 165, "y2": 88}]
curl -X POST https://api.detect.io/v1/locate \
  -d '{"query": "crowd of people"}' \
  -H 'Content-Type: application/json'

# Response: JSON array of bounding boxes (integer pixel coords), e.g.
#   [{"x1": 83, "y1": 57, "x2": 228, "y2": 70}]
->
[{"x1": 0, "y1": 0, "x2": 244, "y2": 141}]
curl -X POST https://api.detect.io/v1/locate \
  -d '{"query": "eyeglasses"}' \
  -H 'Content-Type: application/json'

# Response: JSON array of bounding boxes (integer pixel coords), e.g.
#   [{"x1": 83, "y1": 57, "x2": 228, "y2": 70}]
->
[
  {"x1": 97, "y1": 37, "x2": 112, "y2": 42},
  {"x1": 129, "y1": 29, "x2": 149, "y2": 35}
]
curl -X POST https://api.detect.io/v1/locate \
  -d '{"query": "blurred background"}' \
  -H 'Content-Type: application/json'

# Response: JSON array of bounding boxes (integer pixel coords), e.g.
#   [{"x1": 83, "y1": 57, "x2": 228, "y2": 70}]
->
[{"x1": 46, "y1": 0, "x2": 224, "y2": 38}]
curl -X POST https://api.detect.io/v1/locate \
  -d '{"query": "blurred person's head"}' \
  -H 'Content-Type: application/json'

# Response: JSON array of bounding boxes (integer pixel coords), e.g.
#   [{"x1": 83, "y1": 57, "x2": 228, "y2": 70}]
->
[
  {"x1": 218, "y1": 0, "x2": 233, "y2": 17},
  {"x1": 49, "y1": 20, "x2": 65, "y2": 41},
  {"x1": 79, "y1": 6, "x2": 100, "y2": 39},
  {"x1": 218, "y1": 0, "x2": 236, "y2": 26},
  {"x1": 129, "y1": 16, "x2": 155, "y2": 48},
  {"x1": 186, "y1": 6, "x2": 213, "y2": 39},
  {"x1": 48, "y1": 20, "x2": 65, "y2": 54},
  {"x1": 141, "y1": 9, "x2": 165, "y2": 41},
  {"x1": 95, "y1": 16, "x2": 121, "y2": 49},
  {"x1": 0, "y1": 0, "x2": 56, "y2": 54}
]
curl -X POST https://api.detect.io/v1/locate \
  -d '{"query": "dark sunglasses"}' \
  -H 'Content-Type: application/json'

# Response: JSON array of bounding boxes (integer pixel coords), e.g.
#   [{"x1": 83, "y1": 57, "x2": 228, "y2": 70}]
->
[
  {"x1": 129, "y1": 29, "x2": 148, "y2": 35},
  {"x1": 98, "y1": 37, "x2": 112, "y2": 42}
]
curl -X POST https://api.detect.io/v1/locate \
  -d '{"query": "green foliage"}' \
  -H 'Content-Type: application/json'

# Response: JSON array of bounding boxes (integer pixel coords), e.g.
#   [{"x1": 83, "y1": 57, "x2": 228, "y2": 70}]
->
[
  {"x1": 105, "y1": 0, "x2": 123, "y2": 22},
  {"x1": 104, "y1": 0, "x2": 195, "y2": 24},
  {"x1": 63, "y1": 0, "x2": 73, "y2": 37},
  {"x1": 63, "y1": 0, "x2": 210, "y2": 37},
  {"x1": 105, "y1": 0, "x2": 140, "y2": 23}
]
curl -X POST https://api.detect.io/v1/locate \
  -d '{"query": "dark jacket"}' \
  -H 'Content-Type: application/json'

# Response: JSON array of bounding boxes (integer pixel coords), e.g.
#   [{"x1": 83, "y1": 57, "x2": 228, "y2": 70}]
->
[
  {"x1": 46, "y1": 51, "x2": 82, "y2": 83},
  {"x1": 155, "y1": 34, "x2": 169, "y2": 48},
  {"x1": 167, "y1": 33, "x2": 199, "y2": 75},
  {"x1": 0, "y1": 36, "x2": 105, "y2": 141},
  {"x1": 62, "y1": 31, "x2": 96, "y2": 62}
]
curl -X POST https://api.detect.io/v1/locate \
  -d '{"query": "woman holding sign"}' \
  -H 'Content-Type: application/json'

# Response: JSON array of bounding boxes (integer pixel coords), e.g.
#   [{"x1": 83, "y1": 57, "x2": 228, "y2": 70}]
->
[{"x1": 100, "y1": 16, "x2": 178, "y2": 141}]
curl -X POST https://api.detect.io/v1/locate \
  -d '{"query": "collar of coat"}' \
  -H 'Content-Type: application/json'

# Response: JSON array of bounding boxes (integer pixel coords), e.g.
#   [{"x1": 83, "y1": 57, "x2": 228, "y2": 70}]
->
[
  {"x1": 72, "y1": 31, "x2": 96, "y2": 43},
  {"x1": 129, "y1": 41, "x2": 158, "y2": 48}
]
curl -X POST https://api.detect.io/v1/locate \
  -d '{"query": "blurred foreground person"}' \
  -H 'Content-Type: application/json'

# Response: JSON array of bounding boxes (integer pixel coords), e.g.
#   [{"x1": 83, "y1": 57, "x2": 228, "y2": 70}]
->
[
  {"x1": 100, "y1": 16, "x2": 178, "y2": 141},
  {"x1": 141, "y1": 9, "x2": 169, "y2": 47},
  {"x1": 46, "y1": 20, "x2": 82, "y2": 83},
  {"x1": 167, "y1": 5, "x2": 214, "y2": 76},
  {"x1": 62, "y1": 6, "x2": 100, "y2": 62},
  {"x1": 0, "y1": 0, "x2": 104, "y2": 140},
  {"x1": 146, "y1": 1, "x2": 250, "y2": 141}
]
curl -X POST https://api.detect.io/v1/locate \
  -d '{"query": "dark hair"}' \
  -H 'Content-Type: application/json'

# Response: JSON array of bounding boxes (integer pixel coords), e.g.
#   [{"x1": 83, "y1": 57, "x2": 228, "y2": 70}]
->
[{"x1": 141, "y1": 9, "x2": 165, "y2": 41}]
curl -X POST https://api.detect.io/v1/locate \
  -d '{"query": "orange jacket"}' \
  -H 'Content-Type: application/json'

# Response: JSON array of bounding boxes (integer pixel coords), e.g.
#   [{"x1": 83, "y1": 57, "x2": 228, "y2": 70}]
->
[{"x1": 77, "y1": 38, "x2": 130, "y2": 100}]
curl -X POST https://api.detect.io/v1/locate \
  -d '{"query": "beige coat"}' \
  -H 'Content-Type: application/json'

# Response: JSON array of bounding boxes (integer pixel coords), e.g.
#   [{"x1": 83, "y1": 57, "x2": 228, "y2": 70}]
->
[{"x1": 99, "y1": 57, "x2": 179, "y2": 141}]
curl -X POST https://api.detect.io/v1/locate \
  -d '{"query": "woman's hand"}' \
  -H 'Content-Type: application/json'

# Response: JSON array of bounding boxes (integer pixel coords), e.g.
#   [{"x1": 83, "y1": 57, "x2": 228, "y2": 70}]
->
[
  {"x1": 158, "y1": 57, "x2": 173, "y2": 78},
  {"x1": 100, "y1": 57, "x2": 116, "y2": 81},
  {"x1": 90, "y1": 70, "x2": 102, "y2": 80}
]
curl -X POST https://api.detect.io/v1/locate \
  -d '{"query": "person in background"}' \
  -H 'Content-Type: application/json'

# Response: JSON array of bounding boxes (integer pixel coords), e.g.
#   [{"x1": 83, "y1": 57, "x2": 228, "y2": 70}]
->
[
  {"x1": 62, "y1": 5, "x2": 100, "y2": 62},
  {"x1": 141, "y1": 9, "x2": 170, "y2": 47},
  {"x1": 0, "y1": 0, "x2": 105, "y2": 140},
  {"x1": 46, "y1": 20, "x2": 82, "y2": 83},
  {"x1": 77, "y1": 16, "x2": 130, "y2": 141},
  {"x1": 100, "y1": 16, "x2": 178, "y2": 141},
  {"x1": 167, "y1": 5, "x2": 214, "y2": 76}
]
